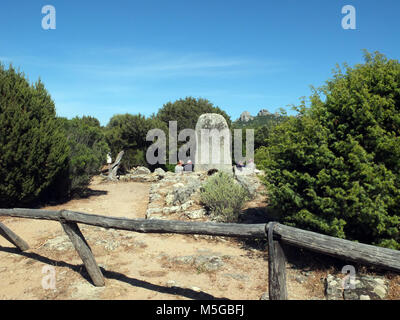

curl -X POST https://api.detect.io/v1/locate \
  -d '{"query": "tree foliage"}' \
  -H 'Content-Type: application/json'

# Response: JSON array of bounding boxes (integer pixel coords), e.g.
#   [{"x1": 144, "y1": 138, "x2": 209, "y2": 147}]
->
[
  {"x1": 156, "y1": 97, "x2": 231, "y2": 131},
  {"x1": 105, "y1": 113, "x2": 167, "y2": 171},
  {"x1": 59, "y1": 116, "x2": 109, "y2": 194},
  {"x1": 233, "y1": 113, "x2": 287, "y2": 150},
  {"x1": 0, "y1": 65, "x2": 70, "y2": 207},
  {"x1": 257, "y1": 52, "x2": 400, "y2": 249}
]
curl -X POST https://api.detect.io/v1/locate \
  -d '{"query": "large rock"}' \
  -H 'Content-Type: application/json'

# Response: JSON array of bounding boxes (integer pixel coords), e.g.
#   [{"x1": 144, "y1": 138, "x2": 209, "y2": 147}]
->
[
  {"x1": 325, "y1": 274, "x2": 389, "y2": 300},
  {"x1": 194, "y1": 113, "x2": 232, "y2": 173},
  {"x1": 239, "y1": 111, "x2": 254, "y2": 122},
  {"x1": 171, "y1": 178, "x2": 201, "y2": 205},
  {"x1": 154, "y1": 168, "x2": 166, "y2": 177},
  {"x1": 234, "y1": 172, "x2": 261, "y2": 198},
  {"x1": 257, "y1": 109, "x2": 271, "y2": 117}
]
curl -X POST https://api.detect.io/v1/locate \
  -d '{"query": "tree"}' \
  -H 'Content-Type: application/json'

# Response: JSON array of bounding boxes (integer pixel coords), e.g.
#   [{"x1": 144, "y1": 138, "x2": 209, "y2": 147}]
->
[
  {"x1": 233, "y1": 113, "x2": 287, "y2": 151},
  {"x1": 0, "y1": 65, "x2": 70, "y2": 207},
  {"x1": 257, "y1": 51, "x2": 400, "y2": 249},
  {"x1": 59, "y1": 116, "x2": 110, "y2": 194},
  {"x1": 105, "y1": 113, "x2": 167, "y2": 171},
  {"x1": 156, "y1": 97, "x2": 231, "y2": 131}
]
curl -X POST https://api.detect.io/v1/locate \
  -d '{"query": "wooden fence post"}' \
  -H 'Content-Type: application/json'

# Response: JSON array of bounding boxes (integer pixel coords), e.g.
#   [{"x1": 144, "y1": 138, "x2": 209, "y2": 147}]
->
[
  {"x1": 266, "y1": 222, "x2": 287, "y2": 300},
  {"x1": 0, "y1": 222, "x2": 29, "y2": 251},
  {"x1": 61, "y1": 221, "x2": 105, "y2": 287}
]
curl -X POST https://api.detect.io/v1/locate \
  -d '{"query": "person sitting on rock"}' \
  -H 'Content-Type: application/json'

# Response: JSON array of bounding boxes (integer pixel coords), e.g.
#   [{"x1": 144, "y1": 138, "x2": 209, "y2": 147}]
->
[
  {"x1": 246, "y1": 159, "x2": 256, "y2": 172},
  {"x1": 184, "y1": 159, "x2": 193, "y2": 172},
  {"x1": 236, "y1": 161, "x2": 245, "y2": 171},
  {"x1": 175, "y1": 160, "x2": 184, "y2": 174}
]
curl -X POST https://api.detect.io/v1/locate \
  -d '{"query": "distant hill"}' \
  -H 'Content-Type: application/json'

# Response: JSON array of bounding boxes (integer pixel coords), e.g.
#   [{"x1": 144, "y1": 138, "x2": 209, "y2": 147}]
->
[{"x1": 233, "y1": 110, "x2": 286, "y2": 129}]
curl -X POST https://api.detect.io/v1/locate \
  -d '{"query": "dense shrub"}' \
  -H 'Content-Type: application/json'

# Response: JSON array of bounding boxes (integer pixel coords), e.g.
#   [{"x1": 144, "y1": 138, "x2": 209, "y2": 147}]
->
[
  {"x1": 105, "y1": 113, "x2": 167, "y2": 171},
  {"x1": 200, "y1": 172, "x2": 249, "y2": 222},
  {"x1": 59, "y1": 116, "x2": 109, "y2": 195},
  {"x1": 0, "y1": 65, "x2": 70, "y2": 207},
  {"x1": 257, "y1": 52, "x2": 400, "y2": 249}
]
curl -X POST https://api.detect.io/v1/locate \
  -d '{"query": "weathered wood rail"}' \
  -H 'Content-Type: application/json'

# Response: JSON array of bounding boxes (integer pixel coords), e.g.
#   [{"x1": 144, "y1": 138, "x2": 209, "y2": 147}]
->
[{"x1": 0, "y1": 208, "x2": 400, "y2": 300}]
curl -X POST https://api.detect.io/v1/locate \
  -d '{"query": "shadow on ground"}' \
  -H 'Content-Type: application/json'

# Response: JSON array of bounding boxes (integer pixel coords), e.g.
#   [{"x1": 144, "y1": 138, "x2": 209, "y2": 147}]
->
[{"x1": 0, "y1": 246, "x2": 227, "y2": 300}]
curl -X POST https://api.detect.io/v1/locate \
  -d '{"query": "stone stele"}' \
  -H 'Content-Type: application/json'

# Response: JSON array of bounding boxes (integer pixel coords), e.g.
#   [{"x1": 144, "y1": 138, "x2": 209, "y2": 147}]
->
[{"x1": 194, "y1": 113, "x2": 232, "y2": 173}]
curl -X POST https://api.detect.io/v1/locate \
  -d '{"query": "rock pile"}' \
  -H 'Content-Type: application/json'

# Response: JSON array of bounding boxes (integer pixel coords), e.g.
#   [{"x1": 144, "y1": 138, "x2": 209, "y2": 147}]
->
[
  {"x1": 111, "y1": 164, "x2": 265, "y2": 222},
  {"x1": 146, "y1": 171, "x2": 208, "y2": 220},
  {"x1": 119, "y1": 166, "x2": 165, "y2": 183}
]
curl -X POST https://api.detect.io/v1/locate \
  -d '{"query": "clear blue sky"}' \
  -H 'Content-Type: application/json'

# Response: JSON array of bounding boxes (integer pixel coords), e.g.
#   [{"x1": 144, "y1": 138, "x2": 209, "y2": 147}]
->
[{"x1": 1, "y1": 0, "x2": 399, "y2": 125}]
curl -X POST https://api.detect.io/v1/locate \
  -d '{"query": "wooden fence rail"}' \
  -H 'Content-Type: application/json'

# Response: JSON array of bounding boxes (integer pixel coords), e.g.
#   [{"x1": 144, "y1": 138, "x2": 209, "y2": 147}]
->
[{"x1": 0, "y1": 208, "x2": 400, "y2": 300}]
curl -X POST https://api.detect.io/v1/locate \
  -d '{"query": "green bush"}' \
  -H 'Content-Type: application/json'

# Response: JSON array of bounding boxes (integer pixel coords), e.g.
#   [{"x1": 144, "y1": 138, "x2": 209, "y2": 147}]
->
[
  {"x1": 0, "y1": 65, "x2": 70, "y2": 207},
  {"x1": 257, "y1": 51, "x2": 400, "y2": 249},
  {"x1": 105, "y1": 113, "x2": 167, "y2": 171},
  {"x1": 200, "y1": 172, "x2": 249, "y2": 222},
  {"x1": 59, "y1": 116, "x2": 109, "y2": 195}
]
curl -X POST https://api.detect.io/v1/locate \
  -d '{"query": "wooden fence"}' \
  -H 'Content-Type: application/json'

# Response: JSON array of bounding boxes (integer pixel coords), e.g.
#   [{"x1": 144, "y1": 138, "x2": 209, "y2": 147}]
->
[{"x1": 0, "y1": 208, "x2": 400, "y2": 300}]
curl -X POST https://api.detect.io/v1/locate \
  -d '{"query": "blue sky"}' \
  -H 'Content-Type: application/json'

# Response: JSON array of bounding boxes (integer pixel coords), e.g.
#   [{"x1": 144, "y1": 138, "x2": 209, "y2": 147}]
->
[{"x1": 1, "y1": 0, "x2": 399, "y2": 125}]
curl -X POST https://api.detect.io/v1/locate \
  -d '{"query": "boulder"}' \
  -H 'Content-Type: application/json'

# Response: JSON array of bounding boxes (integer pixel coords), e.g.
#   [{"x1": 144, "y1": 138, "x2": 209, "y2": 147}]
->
[
  {"x1": 257, "y1": 109, "x2": 271, "y2": 117},
  {"x1": 194, "y1": 113, "x2": 233, "y2": 173},
  {"x1": 132, "y1": 166, "x2": 151, "y2": 175},
  {"x1": 154, "y1": 168, "x2": 166, "y2": 176},
  {"x1": 234, "y1": 173, "x2": 261, "y2": 198},
  {"x1": 172, "y1": 179, "x2": 201, "y2": 205},
  {"x1": 185, "y1": 209, "x2": 206, "y2": 219},
  {"x1": 239, "y1": 111, "x2": 254, "y2": 122}
]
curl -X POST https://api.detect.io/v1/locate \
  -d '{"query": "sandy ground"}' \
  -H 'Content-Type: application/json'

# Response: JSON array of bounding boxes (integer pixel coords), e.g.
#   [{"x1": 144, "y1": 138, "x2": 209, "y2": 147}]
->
[{"x1": 0, "y1": 178, "x2": 327, "y2": 300}]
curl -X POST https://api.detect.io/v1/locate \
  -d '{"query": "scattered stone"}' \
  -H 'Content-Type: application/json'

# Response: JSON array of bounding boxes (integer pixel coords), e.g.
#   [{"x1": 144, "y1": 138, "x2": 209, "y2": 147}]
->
[
  {"x1": 260, "y1": 292, "x2": 269, "y2": 300},
  {"x1": 180, "y1": 200, "x2": 194, "y2": 211},
  {"x1": 234, "y1": 173, "x2": 261, "y2": 198},
  {"x1": 194, "y1": 255, "x2": 224, "y2": 272},
  {"x1": 149, "y1": 193, "x2": 161, "y2": 202},
  {"x1": 173, "y1": 256, "x2": 195, "y2": 264},
  {"x1": 325, "y1": 274, "x2": 343, "y2": 300},
  {"x1": 162, "y1": 206, "x2": 181, "y2": 215},
  {"x1": 165, "y1": 193, "x2": 175, "y2": 206},
  {"x1": 185, "y1": 209, "x2": 206, "y2": 219},
  {"x1": 95, "y1": 239, "x2": 120, "y2": 251},
  {"x1": 132, "y1": 166, "x2": 151, "y2": 175},
  {"x1": 222, "y1": 273, "x2": 249, "y2": 282},
  {"x1": 166, "y1": 280, "x2": 178, "y2": 288},
  {"x1": 146, "y1": 207, "x2": 163, "y2": 215},
  {"x1": 172, "y1": 180, "x2": 201, "y2": 205},
  {"x1": 171, "y1": 254, "x2": 224, "y2": 272},
  {"x1": 147, "y1": 215, "x2": 168, "y2": 220},
  {"x1": 294, "y1": 274, "x2": 307, "y2": 284},
  {"x1": 43, "y1": 235, "x2": 74, "y2": 251}
]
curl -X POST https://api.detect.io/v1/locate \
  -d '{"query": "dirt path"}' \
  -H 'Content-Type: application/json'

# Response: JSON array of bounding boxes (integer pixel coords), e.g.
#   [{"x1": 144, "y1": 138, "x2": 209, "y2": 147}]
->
[{"x1": 0, "y1": 179, "x2": 318, "y2": 300}]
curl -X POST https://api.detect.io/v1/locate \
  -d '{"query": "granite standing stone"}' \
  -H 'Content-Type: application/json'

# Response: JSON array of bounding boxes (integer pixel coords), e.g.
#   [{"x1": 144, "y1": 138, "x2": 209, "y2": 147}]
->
[{"x1": 194, "y1": 113, "x2": 232, "y2": 173}]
